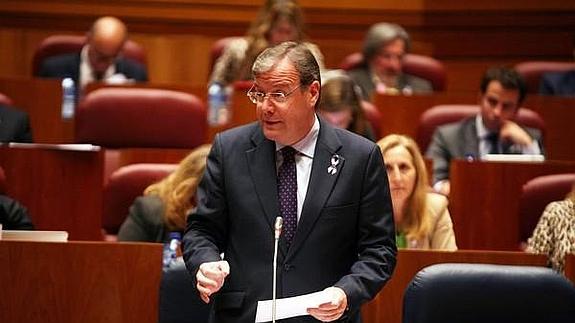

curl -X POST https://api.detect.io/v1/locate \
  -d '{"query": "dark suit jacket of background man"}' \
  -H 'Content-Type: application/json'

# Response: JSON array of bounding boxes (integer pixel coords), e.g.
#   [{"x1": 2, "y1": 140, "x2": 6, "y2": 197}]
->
[
  {"x1": 183, "y1": 118, "x2": 397, "y2": 323},
  {"x1": 37, "y1": 53, "x2": 148, "y2": 86},
  {"x1": 539, "y1": 70, "x2": 575, "y2": 97},
  {"x1": 0, "y1": 105, "x2": 33, "y2": 143},
  {"x1": 347, "y1": 66, "x2": 432, "y2": 101},
  {"x1": 426, "y1": 116, "x2": 544, "y2": 184}
]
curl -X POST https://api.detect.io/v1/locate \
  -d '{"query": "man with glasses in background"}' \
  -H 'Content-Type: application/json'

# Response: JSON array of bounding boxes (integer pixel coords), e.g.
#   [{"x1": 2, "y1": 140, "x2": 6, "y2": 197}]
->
[{"x1": 183, "y1": 42, "x2": 396, "y2": 323}]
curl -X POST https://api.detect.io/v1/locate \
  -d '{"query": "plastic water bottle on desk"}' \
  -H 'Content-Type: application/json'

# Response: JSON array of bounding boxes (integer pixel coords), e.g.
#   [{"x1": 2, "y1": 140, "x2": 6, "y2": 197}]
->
[
  {"x1": 162, "y1": 232, "x2": 182, "y2": 268},
  {"x1": 207, "y1": 83, "x2": 232, "y2": 126},
  {"x1": 61, "y1": 77, "x2": 76, "y2": 120}
]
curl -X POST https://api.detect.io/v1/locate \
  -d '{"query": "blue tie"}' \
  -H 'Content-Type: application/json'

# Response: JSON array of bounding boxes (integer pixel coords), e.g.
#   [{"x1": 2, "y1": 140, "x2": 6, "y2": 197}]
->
[{"x1": 278, "y1": 146, "x2": 297, "y2": 246}]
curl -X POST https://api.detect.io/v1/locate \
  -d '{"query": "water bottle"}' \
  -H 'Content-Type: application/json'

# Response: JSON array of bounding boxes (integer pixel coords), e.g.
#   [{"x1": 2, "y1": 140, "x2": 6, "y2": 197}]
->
[
  {"x1": 207, "y1": 83, "x2": 232, "y2": 126},
  {"x1": 162, "y1": 232, "x2": 182, "y2": 268},
  {"x1": 61, "y1": 77, "x2": 76, "y2": 120}
]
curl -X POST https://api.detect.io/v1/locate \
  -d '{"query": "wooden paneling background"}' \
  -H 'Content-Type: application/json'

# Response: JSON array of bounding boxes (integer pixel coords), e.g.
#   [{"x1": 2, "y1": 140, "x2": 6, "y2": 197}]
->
[{"x1": 1, "y1": 0, "x2": 574, "y2": 92}]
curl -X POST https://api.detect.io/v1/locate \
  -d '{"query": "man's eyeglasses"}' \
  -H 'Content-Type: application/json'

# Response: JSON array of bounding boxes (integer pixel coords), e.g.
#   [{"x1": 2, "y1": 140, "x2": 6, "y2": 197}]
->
[{"x1": 247, "y1": 84, "x2": 301, "y2": 104}]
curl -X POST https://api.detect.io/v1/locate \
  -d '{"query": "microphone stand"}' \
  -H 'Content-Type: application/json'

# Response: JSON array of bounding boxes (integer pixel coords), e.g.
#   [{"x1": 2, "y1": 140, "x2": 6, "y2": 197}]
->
[{"x1": 272, "y1": 217, "x2": 283, "y2": 323}]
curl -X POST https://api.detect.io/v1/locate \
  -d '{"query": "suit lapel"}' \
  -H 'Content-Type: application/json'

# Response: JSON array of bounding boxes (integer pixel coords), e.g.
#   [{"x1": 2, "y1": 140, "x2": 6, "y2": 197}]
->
[
  {"x1": 287, "y1": 119, "x2": 343, "y2": 258},
  {"x1": 461, "y1": 117, "x2": 480, "y2": 158},
  {"x1": 246, "y1": 127, "x2": 283, "y2": 250}
]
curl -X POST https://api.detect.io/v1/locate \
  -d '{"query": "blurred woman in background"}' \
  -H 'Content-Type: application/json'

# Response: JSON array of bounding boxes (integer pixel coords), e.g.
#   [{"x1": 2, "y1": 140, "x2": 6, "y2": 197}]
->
[
  {"x1": 377, "y1": 134, "x2": 457, "y2": 250},
  {"x1": 118, "y1": 144, "x2": 211, "y2": 242},
  {"x1": 209, "y1": 0, "x2": 324, "y2": 87},
  {"x1": 527, "y1": 184, "x2": 575, "y2": 273},
  {"x1": 318, "y1": 73, "x2": 375, "y2": 141}
]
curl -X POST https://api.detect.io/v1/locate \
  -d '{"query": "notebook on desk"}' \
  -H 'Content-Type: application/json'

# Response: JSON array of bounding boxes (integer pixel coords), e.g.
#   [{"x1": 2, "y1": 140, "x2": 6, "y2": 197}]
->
[{"x1": 483, "y1": 154, "x2": 545, "y2": 163}]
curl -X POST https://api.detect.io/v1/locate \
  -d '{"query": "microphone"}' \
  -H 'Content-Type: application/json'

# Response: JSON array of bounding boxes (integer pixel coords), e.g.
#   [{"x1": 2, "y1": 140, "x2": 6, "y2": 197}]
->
[{"x1": 272, "y1": 216, "x2": 283, "y2": 323}]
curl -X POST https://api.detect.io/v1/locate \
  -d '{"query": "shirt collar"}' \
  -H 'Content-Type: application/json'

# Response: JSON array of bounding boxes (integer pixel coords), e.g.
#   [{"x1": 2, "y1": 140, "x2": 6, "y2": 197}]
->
[
  {"x1": 475, "y1": 114, "x2": 493, "y2": 139},
  {"x1": 276, "y1": 114, "x2": 319, "y2": 158},
  {"x1": 79, "y1": 45, "x2": 116, "y2": 89}
]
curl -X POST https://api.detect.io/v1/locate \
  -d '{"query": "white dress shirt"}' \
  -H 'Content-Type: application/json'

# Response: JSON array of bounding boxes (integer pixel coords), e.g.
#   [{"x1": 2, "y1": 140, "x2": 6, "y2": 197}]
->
[{"x1": 275, "y1": 115, "x2": 320, "y2": 222}]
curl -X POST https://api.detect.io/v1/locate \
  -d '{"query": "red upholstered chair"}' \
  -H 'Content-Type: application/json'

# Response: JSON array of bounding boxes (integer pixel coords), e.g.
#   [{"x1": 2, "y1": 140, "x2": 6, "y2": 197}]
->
[
  {"x1": 32, "y1": 35, "x2": 147, "y2": 76},
  {"x1": 102, "y1": 163, "x2": 177, "y2": 240},
  {"x1": 0, "y1": 92, "x2": 14, "y2": 106},
  {"x1": 361, "y1": 100, "x2": 383, "y2": 139},
  {"x1": 518, "y1": 173, "x2": 575, "y2": 245},
  {"x1": 75, "y1": 87, "x2": 207, "y2": 149},
  {"x1": 339, "y1": 52, "x2": 447, "y2": 91},
  {"x1": 514, "y1": 61, "x2": 575, "y2": 94},
  {"x1": 416, "y1": 105, "x2": 546, "y2": 153},
  {"x1": 0, "y1": 166, "x2": 6, "y2": 195}
]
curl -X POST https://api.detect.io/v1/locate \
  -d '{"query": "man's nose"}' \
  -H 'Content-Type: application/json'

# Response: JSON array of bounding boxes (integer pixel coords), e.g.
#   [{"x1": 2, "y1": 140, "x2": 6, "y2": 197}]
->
[{"x1": 260, "y1": 98, "x2": 274, "y2": 113}]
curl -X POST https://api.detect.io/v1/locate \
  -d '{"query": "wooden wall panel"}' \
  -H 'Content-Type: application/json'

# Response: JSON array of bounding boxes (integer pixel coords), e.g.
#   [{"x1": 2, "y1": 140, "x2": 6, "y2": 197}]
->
[{"x1": 0, "y1": 1, "x2": 574, "y2": 91}]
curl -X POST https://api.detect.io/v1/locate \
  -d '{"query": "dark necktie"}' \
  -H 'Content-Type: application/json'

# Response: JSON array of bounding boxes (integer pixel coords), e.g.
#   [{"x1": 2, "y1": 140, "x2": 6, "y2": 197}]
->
[
  {"x1": 278, "y1": 146, "x2": 297, "y2": 246},
  {"x1": 486, "y1": 132, "x2": 499, "y2": 154}
]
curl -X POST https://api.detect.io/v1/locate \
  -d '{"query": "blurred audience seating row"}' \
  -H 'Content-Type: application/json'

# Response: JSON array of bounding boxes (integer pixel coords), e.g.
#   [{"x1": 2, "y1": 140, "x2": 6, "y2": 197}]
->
[{"x1": 35, "y1": 34, "x2": 575, "y2": 94}]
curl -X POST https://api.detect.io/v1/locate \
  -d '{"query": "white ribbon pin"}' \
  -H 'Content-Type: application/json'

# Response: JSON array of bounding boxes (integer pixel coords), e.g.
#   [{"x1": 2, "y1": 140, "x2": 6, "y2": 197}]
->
[{"x1": 327, "y1": 154, "x2": 340, "y2": 175}]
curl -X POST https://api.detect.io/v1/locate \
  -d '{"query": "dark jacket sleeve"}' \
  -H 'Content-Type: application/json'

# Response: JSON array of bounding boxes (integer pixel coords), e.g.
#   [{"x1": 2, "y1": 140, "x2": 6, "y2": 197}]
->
[
  {"x1": 117, "y1": 195, "x2": 166, "y2": 243},
  {"x1": 0, "y1": 195, "x2": 34, "y2": 230},
  {"x1": 426, "y1": 127, "x2": 452, "y2": 184}
]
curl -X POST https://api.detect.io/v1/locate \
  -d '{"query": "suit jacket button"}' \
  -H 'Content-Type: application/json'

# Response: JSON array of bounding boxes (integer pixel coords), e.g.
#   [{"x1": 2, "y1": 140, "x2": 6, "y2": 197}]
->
[{"x1": 284, "y1": 264, "x2": 294, "y2": 271}]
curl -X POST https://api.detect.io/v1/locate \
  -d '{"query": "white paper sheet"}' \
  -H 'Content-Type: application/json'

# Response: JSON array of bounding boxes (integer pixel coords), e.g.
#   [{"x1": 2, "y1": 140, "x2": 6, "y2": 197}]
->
[{"x1": 254, "y1": 290, "x2": 331, "y2": 322}]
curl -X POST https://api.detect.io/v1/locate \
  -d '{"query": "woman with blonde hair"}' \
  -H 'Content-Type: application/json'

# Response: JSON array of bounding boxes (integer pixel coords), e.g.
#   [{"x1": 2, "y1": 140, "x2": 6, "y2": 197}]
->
[
  {"x1": 209, "y1": 0, "x2": 324, "y2": 86},
  {"x1": 377, "y1": 134, "x2": 457, "y2": 250},
  {"x1": 527, "y1": 184, "x2": 575, "y2": 273},
  {"x1": 118, "y1": 144, "x2": 211, "y2": 242}
]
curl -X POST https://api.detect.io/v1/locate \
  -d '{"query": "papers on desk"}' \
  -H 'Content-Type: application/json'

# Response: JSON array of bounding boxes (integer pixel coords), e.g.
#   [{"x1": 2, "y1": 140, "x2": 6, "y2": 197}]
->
[
  {"x1": 0, "y1": 230, "x2": 69, "y2": 242},
  {"x1": 7, "y1": 142, "x2": 101, "y2": 152},
  {"x1": 254, "y1": 290, "x2": 332, "y2": 322},
  {"x1": 483, "y1": 154, "x2": 545, "y2": 163}
]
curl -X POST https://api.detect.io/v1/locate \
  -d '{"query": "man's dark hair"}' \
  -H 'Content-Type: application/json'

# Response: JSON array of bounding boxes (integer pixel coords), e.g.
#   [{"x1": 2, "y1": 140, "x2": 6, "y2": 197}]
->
[{"x1": 480, "y1": 67, "x2": 527, "y2": 105}]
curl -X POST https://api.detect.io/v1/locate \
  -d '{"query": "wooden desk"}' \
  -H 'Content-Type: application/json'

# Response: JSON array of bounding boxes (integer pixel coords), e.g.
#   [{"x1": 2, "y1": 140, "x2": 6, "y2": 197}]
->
[
  {"x1": 374, "y1": 93, "x2": 575, "y2": 161},
  {"x1": 0, "y1": 77, "x2": 73, "y2": 143},
  {"x1": 449, "y1": 160, "x2": 575, "y2": 250},
  {"x1": 362, "y1": 249, "x2": 548, "y2": 323},
  {"x1": 0, "y1": 240, "x2": 162, "y2": 323},
  {"x1": 0, "y1": 144, "x2": 104, "y2": 240}
]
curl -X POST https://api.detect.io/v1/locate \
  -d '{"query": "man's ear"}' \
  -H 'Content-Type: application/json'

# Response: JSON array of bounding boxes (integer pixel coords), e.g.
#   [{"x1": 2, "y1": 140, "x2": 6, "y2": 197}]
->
[{"x1": 309, "y1": 80, "x2": 321, "y2": 107}]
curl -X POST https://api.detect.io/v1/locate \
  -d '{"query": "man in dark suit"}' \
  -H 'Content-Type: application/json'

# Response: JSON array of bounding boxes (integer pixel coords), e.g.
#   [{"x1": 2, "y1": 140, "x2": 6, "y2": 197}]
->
[
  {"x1": 183, "y1": 42, "x2": 396, "y2": 323},
  {"x1": 0, "y1": 104, "x2": 33, "y2": 143},
  {"x1": 37, "y1": 16, "x2": 147, "y2": 92},
  {"x1": 539, "y1": 70, "x2": 575, "y2": 97},
  {"x1": 426, "y1": 67, "x2": 544, "y2": 195},
  {"x1": 347, "y1": 22, "x2": 432, "y2": 101}
]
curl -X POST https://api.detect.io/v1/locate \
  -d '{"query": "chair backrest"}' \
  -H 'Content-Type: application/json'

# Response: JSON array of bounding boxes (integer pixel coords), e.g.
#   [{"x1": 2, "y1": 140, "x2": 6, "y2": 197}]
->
[
  {"x1": 32, "y1": 35, "x2": 147, "y2": 76},
  {"x1": 514, "y1": 61, "x2": 575, "y2": 94},
  {"x1": 361, "y1": 100, "x2": 382, "y2": 139},
  {"x1": 0, "y1": 92, "x2": 14, "y2": 106},
  {"x1": 339, "y1": 52, "x2": 447, "y2": 91},
  {"x1": 519, "y1": 173, "x2": 575, "y2": 243},
  {"x1": 403, "y1": 263, "x2": 575, "y2": 323},
  {"x1": 416, "y1": 104, "x2": 546, "y2": 153},
  {"x1": 75, "y1": 87, "x2": 207, "y2": 148},
  {"x1": 159, "y1": 258, "x2": 211, "y2": 323},
  {"x1": 102, "y1": 163, "x2": 177, "y2": 237},
  {"x1": 0, "y1": 165, "x2": 6, "y2": 195}
]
